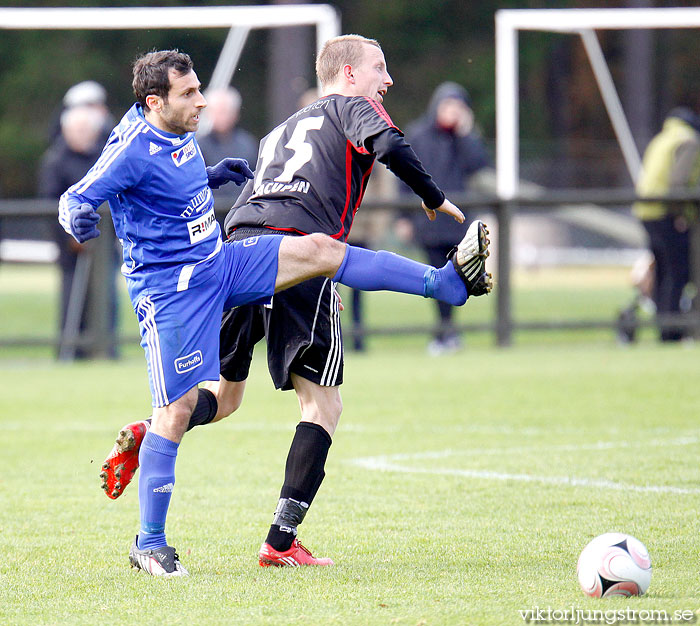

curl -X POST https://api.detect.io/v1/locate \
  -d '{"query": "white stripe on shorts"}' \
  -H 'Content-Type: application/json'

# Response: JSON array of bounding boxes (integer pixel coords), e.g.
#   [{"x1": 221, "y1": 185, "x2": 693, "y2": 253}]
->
[
  {"x1": 299, "y1": 278, "x2": 327, "y2": 362},
  {"x1": 137, "y1": 296, "x2": 169, "y2": 407},
  {"x1": 320, "y1": 283, "x2": 342, "y2": 386}
]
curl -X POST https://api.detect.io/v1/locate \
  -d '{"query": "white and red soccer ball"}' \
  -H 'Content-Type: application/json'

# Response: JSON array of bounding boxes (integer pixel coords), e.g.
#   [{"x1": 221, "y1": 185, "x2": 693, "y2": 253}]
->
[{"x1": 577, "y1": 532, "x2": 652, "y2": 597}]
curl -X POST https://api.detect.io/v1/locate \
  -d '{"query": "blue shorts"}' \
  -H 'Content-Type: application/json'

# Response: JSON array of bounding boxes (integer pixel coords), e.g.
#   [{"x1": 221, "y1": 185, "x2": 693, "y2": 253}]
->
[{"x1": 134, "y1": 235, "x2": 282, "y2": 407}]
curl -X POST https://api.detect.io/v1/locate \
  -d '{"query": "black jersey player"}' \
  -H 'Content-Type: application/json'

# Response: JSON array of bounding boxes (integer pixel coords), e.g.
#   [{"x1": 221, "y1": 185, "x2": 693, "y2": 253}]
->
[
  {"x1": 221, "y1": 35, "x2": 477, "y2": 567},
  {"x1": 100, "y1": 35, "x2": 492, "y2": 570}
]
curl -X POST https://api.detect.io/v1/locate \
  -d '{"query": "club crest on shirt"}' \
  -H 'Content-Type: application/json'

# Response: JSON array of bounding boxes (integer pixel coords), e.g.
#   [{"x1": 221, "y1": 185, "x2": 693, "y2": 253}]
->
[{"x1": 171, "y1": 139, "x2": 197, "y2": 167}]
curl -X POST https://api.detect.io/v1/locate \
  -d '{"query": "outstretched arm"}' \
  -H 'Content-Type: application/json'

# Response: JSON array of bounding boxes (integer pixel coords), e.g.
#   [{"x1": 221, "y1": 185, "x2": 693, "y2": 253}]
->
[{"x1": 368, "y1": 128, "x2": 462, "y2": 222}]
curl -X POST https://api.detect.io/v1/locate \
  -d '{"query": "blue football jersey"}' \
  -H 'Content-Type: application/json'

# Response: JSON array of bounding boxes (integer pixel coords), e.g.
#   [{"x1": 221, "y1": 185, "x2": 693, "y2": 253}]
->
[{"x1": 59, "y1": 103, "x2": 221, "y2": 300}]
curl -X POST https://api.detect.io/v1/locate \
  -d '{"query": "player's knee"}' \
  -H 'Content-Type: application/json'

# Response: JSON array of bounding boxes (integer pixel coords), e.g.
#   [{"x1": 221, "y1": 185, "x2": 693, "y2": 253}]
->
[
  {"x1": 214, "y1": 384, "x2": 244, "y2": 422},
  {"x1": 210, "y1": 382, "x2": 246, "y2": 420},
  {"x1": 306, "y1": 233, "x2": 346, "y2": 272}
]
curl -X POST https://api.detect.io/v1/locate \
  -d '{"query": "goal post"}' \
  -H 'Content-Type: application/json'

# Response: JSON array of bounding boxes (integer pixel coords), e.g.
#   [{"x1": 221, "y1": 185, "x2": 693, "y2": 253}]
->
[
  {"x1": 493, "y1": 7, "x2": 700, "y2": 346},
  {"x1": 495, "y1": 6, "x2": 700, "y2": 200},
  {"x1": 0, "y1": 5, "x2": 340, "y2": 44},
  {"x1": 0, "y1": 4, "x2": 339, "y2": 358},
  {"x1": 0, "y1": 5, "x2": 340, "y2": 107}
]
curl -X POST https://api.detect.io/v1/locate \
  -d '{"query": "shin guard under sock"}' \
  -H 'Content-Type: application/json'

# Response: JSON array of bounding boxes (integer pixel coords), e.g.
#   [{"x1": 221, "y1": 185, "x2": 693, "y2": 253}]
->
[
  {"x1": 266, "y1": 422, "x2": 332, "y2": 552},
  {"x1": 137, "y1": 431, "x2": 178, "y2": 550}
]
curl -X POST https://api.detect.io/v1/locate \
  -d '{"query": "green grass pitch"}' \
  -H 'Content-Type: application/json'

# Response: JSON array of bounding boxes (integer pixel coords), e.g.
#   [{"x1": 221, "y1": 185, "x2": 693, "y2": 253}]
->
[
  {"x1": 1, "y1": 263, "x2": 698, "y2": 623},
  {"x1": 2, "y1": 338, "x2": 700, "y2": 625}
]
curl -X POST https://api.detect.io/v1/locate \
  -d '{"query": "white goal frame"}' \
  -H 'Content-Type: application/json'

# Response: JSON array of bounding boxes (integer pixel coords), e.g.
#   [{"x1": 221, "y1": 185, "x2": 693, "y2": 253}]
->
[
  {"x1": 0, "y1": 5, "x2": 340, "y2": 124},
  {"x1": 0, "y1": 5, "x2": 339, "y2": 355},
  {"x1": 495, "y1": 7, "x2": 700, "y2": 200}
]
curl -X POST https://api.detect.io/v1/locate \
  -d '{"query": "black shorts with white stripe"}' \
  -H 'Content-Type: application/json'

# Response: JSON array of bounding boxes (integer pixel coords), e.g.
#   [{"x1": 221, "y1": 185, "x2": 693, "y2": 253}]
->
[{"x1": 218, "y1": 271, "x2": 343, "y2": 391}]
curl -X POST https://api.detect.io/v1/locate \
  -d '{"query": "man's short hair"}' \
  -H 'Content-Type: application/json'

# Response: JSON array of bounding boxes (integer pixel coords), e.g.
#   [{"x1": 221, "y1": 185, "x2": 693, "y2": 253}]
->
[
  {"x1": 315, "y1": 35, "x2": 381, "y2": 88},
  {"x1": 132, "y1": 49, "x2": 193, "y2": 109}
]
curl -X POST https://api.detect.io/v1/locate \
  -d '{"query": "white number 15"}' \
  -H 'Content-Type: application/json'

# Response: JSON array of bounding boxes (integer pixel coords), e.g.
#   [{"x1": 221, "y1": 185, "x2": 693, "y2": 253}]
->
[{"x1": 254, "y1": 116, "x2": 325, "y2": 188}]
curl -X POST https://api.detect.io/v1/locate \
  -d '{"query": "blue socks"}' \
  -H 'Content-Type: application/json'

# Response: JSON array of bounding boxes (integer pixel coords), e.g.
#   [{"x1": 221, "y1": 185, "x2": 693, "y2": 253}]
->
[
  {"x1": 332, "y1": 245, "x2": 467, "y2": 306},
  {"x1": 137, "y1": 431, "x2": 178, "y2": 550}
]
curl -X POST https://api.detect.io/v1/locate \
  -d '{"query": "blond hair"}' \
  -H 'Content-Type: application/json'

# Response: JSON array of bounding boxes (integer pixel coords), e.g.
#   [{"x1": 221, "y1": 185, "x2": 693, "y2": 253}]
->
[{"x1": 315, "y1": 35, "x2": 381, "y2": 88}]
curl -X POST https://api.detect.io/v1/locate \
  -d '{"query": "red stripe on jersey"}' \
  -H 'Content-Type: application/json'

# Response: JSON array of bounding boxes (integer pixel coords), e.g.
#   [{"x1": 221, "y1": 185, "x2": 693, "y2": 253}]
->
[
  {"x1": 345, "y1": 162, "x2": 374, "y2": 240},
  {"x1": 362, "y1": 97, "x2": 398, "y2": 130},
  {"x1": 353, "y1": 144, "x2": 371, "y2": 156},
  {"x1": 331, "y1": 142, "x2": 354, "y2": 240},
  {"x1": 354, "y1": 163, "x2": 374, "y2": 214}
]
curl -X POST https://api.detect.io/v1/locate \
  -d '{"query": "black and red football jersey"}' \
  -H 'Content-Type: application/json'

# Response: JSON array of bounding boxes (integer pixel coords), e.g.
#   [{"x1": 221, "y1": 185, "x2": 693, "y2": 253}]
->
[{"x1": 224, "y1": 94, "x2": 438, "y2": 242}]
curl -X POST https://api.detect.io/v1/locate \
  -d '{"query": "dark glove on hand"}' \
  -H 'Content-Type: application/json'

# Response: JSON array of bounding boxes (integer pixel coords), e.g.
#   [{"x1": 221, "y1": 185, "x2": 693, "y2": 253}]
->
[
  {"x1": 206, "y1": 158, "x2": 254, "y2": 189},
  {"x1": 69, "y1": 203, "x2": 101, "y2": 243}
]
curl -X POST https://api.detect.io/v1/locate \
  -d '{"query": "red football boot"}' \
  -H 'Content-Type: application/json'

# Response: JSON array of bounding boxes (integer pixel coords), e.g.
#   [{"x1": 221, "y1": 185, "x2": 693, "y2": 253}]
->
[
  {"x1": 258, "y1": 538, "x2": 334, "y2": 567},
  {"x1": 99, "y1": 420, "x2": 150, "y2": 499}
]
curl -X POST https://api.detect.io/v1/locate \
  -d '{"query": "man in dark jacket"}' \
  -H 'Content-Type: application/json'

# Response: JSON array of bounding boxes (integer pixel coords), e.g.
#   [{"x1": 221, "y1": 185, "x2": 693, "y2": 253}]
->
[
  {"x1": 197, "y1": 87, "x2": 258, "y2": 206},
  {"x1": 38, "y1": 104, "x2": 119, "y2": 358},
  {"x1": 399, "y1": 82, "x2": 491, "y2": 354}
]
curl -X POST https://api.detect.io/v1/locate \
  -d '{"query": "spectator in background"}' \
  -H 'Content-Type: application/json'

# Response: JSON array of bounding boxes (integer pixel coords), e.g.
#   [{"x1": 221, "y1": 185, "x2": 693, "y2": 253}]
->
[
  {"x1": 198, "y1": 87, "x2": 258, "y2": 204},
  {"x1": 48, "y1": 80, "x2": 114, "y2": 146},
  {"x1": 398, "y1": 82, "x2": 491, "y2": 355},
  {"x1": 38, "y1": 104, "x2": 119, "y2": 359},
  {"x1": 632, "y1": 105, "x2": 700, "y2": 342}
]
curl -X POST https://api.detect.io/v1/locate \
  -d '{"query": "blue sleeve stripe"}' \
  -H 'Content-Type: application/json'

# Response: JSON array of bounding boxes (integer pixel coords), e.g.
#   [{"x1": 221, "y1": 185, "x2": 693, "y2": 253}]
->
[{"x1": 73, "y1": 120, "x2": 147, "y2": 195}]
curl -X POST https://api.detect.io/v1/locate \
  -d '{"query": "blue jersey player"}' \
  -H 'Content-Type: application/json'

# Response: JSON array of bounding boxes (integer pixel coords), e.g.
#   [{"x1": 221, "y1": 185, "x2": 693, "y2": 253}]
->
[{"x1": 61, "y1": 49, "x2": 491, "y2": 577}]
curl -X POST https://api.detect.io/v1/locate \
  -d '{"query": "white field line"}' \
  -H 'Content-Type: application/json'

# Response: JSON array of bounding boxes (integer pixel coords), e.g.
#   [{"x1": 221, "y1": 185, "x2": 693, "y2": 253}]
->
[
  {"x1": 348, "y1": 437, "x2": 700, "y2": 495},
  {"x1": 368, "y1": 436, "x2": 700, "y2": 460}
]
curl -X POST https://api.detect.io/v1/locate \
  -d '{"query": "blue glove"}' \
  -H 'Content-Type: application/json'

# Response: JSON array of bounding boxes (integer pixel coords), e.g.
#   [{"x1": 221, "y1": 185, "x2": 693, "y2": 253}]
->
[
  {"x1": 206, "y1": 158, "x2": 254, "y2": 189},
  {"x1": 69, "y1": 203, "x2": 101, "y2": 243}
]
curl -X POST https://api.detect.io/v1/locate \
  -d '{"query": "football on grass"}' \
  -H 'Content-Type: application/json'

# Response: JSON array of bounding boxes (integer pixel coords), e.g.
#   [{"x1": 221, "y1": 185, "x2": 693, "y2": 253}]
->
[{"x1": 577, "y1": 532, "x2": 651, "y2": 597}]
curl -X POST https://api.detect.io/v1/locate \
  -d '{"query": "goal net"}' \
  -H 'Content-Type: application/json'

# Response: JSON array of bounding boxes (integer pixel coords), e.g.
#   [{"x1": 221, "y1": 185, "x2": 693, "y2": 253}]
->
[{"x1": 495, "y1": 6, "x2": 700, "y2": 199}]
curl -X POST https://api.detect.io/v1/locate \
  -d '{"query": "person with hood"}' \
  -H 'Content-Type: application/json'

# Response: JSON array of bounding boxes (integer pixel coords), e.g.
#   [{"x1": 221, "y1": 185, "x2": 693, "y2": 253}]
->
[
  {"x1": 633, "y1": 105, "x2": 700, "y2": 342},
  {"x1": 398, "y1": 82, "x2": 491, "y2": 354}
]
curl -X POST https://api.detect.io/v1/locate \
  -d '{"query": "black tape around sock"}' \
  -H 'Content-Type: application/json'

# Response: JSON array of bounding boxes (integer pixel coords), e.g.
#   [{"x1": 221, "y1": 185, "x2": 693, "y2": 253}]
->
[
  {"x1": 266, "y1": 422, "x2": 333, "y2": 551},
  {"x1": 186, "y1": 388, "x2": 218, "y2": 431}
]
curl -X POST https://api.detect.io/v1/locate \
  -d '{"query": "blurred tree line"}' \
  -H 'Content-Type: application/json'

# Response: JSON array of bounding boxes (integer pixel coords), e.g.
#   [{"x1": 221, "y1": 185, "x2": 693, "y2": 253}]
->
[{"x1": 1, "y1": 0, "x2": 699, "y2": 197}]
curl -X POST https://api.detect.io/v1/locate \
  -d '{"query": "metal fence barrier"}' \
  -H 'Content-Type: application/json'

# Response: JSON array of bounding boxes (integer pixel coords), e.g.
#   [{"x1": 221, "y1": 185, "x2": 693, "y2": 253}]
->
[{"x1": 1, "y1": 190, "x2": 699, "y2": 354}]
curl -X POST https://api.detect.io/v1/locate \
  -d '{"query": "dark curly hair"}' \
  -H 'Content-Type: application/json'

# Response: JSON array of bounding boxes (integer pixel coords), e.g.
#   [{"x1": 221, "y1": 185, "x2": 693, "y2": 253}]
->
[{"x1": 132, "y1": 49, "x2": 193, "y2": 110}]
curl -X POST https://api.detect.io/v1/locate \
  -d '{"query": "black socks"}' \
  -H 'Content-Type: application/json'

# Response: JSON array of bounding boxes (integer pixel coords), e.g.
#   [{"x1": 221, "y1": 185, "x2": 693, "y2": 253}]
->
[{"x1": 266, "y1": 422, "x2": 332, "y2": 552}]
